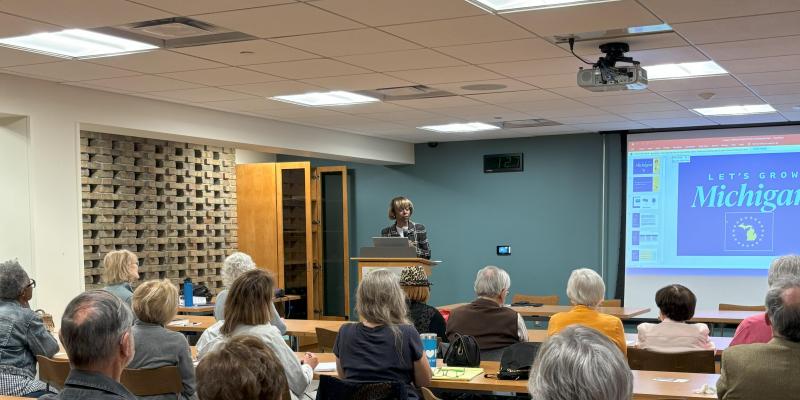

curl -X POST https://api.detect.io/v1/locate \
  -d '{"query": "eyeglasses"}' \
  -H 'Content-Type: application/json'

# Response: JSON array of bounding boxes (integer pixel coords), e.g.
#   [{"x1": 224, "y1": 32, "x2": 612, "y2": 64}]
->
[
  {"x1": 433, "y1": 368, "x2": 465, "y2": 378},
  {"x1": 26, "y1": 279, "x2": 36, "y2": 289}
]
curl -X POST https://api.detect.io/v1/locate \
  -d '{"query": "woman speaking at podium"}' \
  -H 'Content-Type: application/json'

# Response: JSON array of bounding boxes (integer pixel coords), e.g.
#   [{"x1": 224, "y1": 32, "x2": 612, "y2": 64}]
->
[{"x1": 380, "y1": 196, "x2": 431, "y2": 259}]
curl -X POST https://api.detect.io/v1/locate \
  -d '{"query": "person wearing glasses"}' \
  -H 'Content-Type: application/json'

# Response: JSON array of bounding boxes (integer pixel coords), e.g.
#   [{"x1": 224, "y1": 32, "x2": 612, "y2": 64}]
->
[
  {"x1": 0, "y1": 259, "x2": 59, "y2": 397},
  {"x1": 102, "y1": 250, "x2": 140, "y2": 306},
  {"x1": 381, "y1": 196, "x2": 431, "y2": 260}
]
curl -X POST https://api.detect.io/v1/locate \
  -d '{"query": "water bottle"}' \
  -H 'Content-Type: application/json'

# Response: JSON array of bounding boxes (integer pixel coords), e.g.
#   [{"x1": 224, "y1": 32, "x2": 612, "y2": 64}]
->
[
  {"x1": 183, "y1": 278, "x2": 193, "y2": 307},
  {"x1": 420, "y1": 333, "x2": 437, "y2": 368}
]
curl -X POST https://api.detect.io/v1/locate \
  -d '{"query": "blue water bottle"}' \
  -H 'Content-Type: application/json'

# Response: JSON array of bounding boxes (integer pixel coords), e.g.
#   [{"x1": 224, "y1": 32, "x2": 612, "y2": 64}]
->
[
  {"x1": 421, "y1": 333, "x2": 437, "y2": 368},
  {"x1": 183, "y1": 278, "x2": 193, "y2": 307}
]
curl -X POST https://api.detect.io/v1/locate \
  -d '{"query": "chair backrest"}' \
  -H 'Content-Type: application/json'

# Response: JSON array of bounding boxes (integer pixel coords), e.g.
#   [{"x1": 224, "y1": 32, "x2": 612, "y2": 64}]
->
[
  {"x1": 511, "y1": 294, "x2": 559, "y2": 305},
  {"x1": 316, "y1": 375, "x2": 407, "y2": 400},
  {"x1": 36, "y1": 355, "x2": 71, "y2": 391},
  {"x1": 627, "y1": 348, "x2": 716, "y2": 373},
  {"x1": 420, "y1": 387, "x2": 441, "y2": 400},
  {"x1": 315, "y1": 327, "x2": 338, "y2": 353},
  {"x1": 718, "y1": 303, "x2": 765, "y2": 312},
  {"x1": 600, "y1": 299, "x2": 622, "y2": 307},
  {"x1": 121, "y1": 366, "x2": 182, "y2": 396}
]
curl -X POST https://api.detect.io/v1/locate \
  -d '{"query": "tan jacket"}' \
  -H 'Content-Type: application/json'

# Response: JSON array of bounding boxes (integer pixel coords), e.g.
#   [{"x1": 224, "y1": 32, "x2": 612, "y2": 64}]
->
[{"x1": 717, "y1": 337, "x2": 800, "y2": 400}]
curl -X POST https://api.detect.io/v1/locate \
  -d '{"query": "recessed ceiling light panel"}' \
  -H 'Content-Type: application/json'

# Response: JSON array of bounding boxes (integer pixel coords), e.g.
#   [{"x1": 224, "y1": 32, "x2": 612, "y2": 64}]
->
[
  {"x1": 692, "y1": 104, "x2": 777, "y2": 116},
  {"x1": 644, "y1": 61, "x2": 727, "y2": 80},
  {"x1": 0, "y1": 29, "x2": 158, "y2": 59},
  {"x1": 466, "y1": 0, "x2": 619, "y2": 13},
  {"x1": 270, "y1": 91, "x2": 380, "y2": 107},
  {"x1": 418, "y1": 122, "x2": 500, "y2": 133}
]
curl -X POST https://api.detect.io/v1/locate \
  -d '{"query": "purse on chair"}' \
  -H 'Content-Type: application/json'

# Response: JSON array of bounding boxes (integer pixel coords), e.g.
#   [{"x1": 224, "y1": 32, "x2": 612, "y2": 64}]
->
[{"x1": 443, "y1": 333, "x2": 480, "y2": 367}]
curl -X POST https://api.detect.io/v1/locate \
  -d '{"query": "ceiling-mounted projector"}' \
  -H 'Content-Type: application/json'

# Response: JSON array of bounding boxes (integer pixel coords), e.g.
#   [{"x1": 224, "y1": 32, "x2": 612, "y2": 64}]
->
[{"x1": 576, "y1": 42, "x2": 647, "y2": 92}]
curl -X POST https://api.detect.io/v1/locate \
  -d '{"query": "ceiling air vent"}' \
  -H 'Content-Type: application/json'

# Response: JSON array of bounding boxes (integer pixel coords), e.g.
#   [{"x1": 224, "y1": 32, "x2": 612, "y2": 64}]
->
[
  {"x1": 95, "y1": 17, "x2": 256, "y2": 49},
  {"x1": 500, "y1": 119, "x2": 562, "y2": 129},
  {"x1": 359, "y1": 85, "x2": 455, "y2": 101}
]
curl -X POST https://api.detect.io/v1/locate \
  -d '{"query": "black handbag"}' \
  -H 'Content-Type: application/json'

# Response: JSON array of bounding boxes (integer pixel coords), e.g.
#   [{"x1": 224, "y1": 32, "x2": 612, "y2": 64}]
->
[
  {"x1": 443, "y1": 333, "x2": 480, "y2": 367},
  {"x1": 496, "y1": 342, "x2": 540, "y2": 380}
]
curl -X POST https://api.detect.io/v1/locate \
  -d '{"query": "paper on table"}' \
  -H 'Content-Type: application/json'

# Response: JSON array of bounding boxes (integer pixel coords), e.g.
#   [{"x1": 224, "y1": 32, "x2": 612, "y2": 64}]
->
[
  {"x1": 315, "y1": 362, "x2": 337, "y2": 372},
  {"x1": 653, "y1": 378, "x2": 689, "y2": 383}
]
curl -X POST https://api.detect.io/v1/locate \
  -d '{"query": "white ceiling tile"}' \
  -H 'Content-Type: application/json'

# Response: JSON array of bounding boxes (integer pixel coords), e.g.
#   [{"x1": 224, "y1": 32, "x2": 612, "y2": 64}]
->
[
  {"x1": 387, "y1": 66, "x2": 503, "y2": 85},
  {"x1": 77, "y1": 75, "x2": 204, "y2": 92},
  {"x1": 676, "y1": 95, "x2": 765, "y2": 109},
  {"x1": 159, "y1": 67, "x2": 283, "y2": 86},
  {"x1": 700, "y1": 35, "x2": 800, "y2": 61},
  {"x1": 88, "y1": 50, "x2": 225, "y2": 73},
  {"x1": 432, "y1": 79, "x2": 536, "y2": 95},
  {"x1": 0, "y1": 46, "x2": 63, "y2": 67},
  {"x1": 634, "y1": 46, "x2": 709, "y2": 66},
  {"x1": 222, "y1": 80, "x2": 324, "y2": 97},
  {"x1": 274, "y1": 29, "x2": 420, "y2": 57},
  {"x1": 504, "y1": 0, "x2": 660, "y2": 37},
  {"x1": 259, "y1": 107, "x2": 347, "y2": 118},
  {"x1": 0, "y1": 0, "x2": 172, "y2": 28},
  {"x1": 195, "y1": 3, "x2": 363, "y2": 38},
  {"x1": 435, "y1": 38, "x2": 568, "y2": 64},
  {"x1": 751, "y1": 82, "x2": 800, "y2": 96},
  {"x1": 673, "y1": 12, "x2": 800, "y2": 44},
  {"x1": 579, "y1": 92, "x2": 669, "y2": 106},
  {"x1": 782, "y1": 111, "x2": 800, "y2": 121},
  {"x1": 301, "y1": 73, "x2": 413, "y2": 91},
  {"x1": 326, "y1": 102, "x2": 412, "y2": 115},
  {"x1": 516, "y1": 74, "x2": 575, "y2": 89},
  {"x1": 0, "y1": 12, "x2": 59, "y2": 38},
  {"x1": 719, "y1": 54, "x2": 800, "y2": 74},
  {"x1": 737, "y1": 70, "x2": 800, "y2": 86},
  {"x1": 466, "y1": 89, "x2": 563, "y2": 104},
  {"x1": 762, "y1": 94, "x2": 800, "y2": 105},
  {"x1": 381, "y1": 15, "x2": 531, "y2": 48},
  {"x1": 197, "y1": 98, "x2": 295, "y2": 112},
  {"x1": 657, "y1": 86, "x2": 754, "y2": 102},
  {"x1": 3, "y1": 61, "x2": 139, "y2": 82},
  {"x1": 362, "y1": 109, "x2": 452, "y2": 123},
  {"x1": 433, "y1": 104, "x2": 529, "y2": 120},
  {"x1": 388, "y1": 96, "x2": 484, "y2": 109},
  {"x1": 336, "y1": 49, "x2": 465, "y2": 72},
  {"x1": 65, "y1": 81, "x2": 135, "y2": 94},
  {"x1": 502, "y1": 98, "x2": 593, "y2": 113},
  {"x1": 481, "y1": 57, "x2": 585, "y2": 78},
  {"x1": 313, "y1": 0, "x2": 484, "y2": 26},
  {"x1": 598, "y1": 102, "x2": 686, "y2": 113},
  {"x1": 569, "y1": 121, "x2": 650, "y2": 131},
  {"x1": 174, "y1": 40, "x2": 317, "y2": 65},
  {"x1": 640, "y1": 0, "x2": 800, "y2": 23},
  {"x1": 547, "y1": 86, "x2": 645, "y2": 98},
  {"x1": 647, "y1": 75, "x2": 742, "y2": 92},
  {"x1": 619, "y1": 109, "x2": 703, "y2": 121},
  {"x1": 290, "y1": 113, "x2": 379, "y2": 126},
  {"x1": 551, "y1": 114, "x2": 628, "y2": 124},
  {"x1": 563, "y1": 33, "x2": 690, "y2": 56},
  {"x1": 706, "y1": 113, "x2": 788, "y2": 124},
  {"x1": 243, "y1": 59, "x2": 370, "y2": 79},
  {"x1": 130, "y1": 0, "x2": 293, "y2": 15},
  {"x1": 640, "y1": 117, "x2": 718, "y2": 128},
  {"x1": 146, "y1": 87, "x2": 256, "y2": 102}
]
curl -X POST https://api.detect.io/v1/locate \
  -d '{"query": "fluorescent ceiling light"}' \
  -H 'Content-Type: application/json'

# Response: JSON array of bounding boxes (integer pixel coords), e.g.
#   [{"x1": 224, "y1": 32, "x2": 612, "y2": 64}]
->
[
  {"x1": 418, "y1": 122, "x2": 500, "y2": 133},
  {"x1": 0, "y1": 29, "x2": 157, "y2": 59},
  {"x1": 270, "y1": 91, "x2": 380, "y2": 107},
  {"x1": 627, "y1": 23, "x2": 672, "y2": 34},
  {"x1": 644, "y1": 61, "x2": 727, "y2": 80},
  {"x1": 465, "y1": 0, "x2": 618, "y2": 13},
  {"x1": 692, "y1": 104, "x2": 777, "y2": 116}
]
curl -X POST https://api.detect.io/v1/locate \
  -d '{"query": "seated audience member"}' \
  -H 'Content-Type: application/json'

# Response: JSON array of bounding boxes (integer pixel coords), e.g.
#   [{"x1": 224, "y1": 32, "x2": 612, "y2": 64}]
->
[
  {"x1": 197, "y1": 335, "x2": 288, "y2": 400},
  {"x1": 445, "y1": 266, "x2": 527, "y2": 361},
  {"x1": 214, "y1": 252, "x2": 286, "y2": 334},
  {"x1": 196, "y1": 269, "x2": 317, "y2": 400},
  {"x1": 730, "y1": 254, "x2": 800, "y2": 346},
  {"x1": 717, "y1": 276, "x2": 800, "y2": 399},
  {"x1": 548, "y1": 268, "x2": 626, "y2": 355},
  {"x1": 334, "y1": 269, "x2": 431, "y2": 400},
  {"x1": 0, "y1": 260, "x2": 59, "y2": 397},
  {"x1": 529, "y1": 325, "x2": 632, "y2": 400},
  {"x1": 128, "y1": 279, "x2": 197, "y2": 400},
  {"x1": 636, "y1": 284, "x2": 714, "y2": 353},
  {"x1": 42, "y1": 290, "x2": 136, "y2": 400},
  {"x1": 399, "y1": 266, "x2": 447, "y2": 342},
  {"x1": 102, "y1": 250, "x2": 140, "y2": 306}
]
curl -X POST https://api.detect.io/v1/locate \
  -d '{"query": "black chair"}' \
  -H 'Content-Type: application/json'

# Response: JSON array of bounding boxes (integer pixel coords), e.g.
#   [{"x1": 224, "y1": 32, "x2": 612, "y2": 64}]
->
[{"x1": 316, "y1": 375, "x2": 407, "y2": 400}]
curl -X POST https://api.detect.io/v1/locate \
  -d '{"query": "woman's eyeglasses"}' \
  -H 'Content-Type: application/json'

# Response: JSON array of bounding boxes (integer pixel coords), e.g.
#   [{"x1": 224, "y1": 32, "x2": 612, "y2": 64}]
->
[
  {"x1": 26, "y1": 279, "x2": 36, "y2": 289},
  {"x1": 432, "y1": 368, "x2": 465, "y2": 378}
]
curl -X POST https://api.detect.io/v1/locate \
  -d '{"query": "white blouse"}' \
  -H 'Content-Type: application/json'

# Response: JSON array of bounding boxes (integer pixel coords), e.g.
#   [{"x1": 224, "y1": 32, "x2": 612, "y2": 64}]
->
[{"x1": 636, "y1": 318, "x2": 715, "y2": 353}]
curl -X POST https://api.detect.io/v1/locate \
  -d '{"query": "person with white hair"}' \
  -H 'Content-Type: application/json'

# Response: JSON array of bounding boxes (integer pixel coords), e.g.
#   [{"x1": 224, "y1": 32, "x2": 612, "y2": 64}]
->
[
  {"x1": 547, "y1": 268, "x2": 626, "y2": 355},
  {"x1": 214, "y1": 252, "x2": 286, "y2": 334},
  {"x1": 445, "y1": 266, "x2": 527, "y2": 360},
  {"x1": 730, "y1": 254, "x2": 800, "y2": 346},
  {"x1": 529, "y1": 325, "x2": 633, "y2": 400}
]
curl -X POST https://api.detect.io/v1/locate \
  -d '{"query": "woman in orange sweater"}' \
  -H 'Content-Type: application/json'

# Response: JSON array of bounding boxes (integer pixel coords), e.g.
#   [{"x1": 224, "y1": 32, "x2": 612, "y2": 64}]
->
[{"x1": 547, "y1": 268, "x2": 627, "y2": 355}]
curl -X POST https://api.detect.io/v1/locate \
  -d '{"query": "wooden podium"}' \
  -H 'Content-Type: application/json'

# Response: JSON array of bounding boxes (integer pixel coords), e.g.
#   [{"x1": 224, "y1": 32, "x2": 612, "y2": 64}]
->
[{"x1": 351, "y1": 257, "x2": 438, "y2": 281}]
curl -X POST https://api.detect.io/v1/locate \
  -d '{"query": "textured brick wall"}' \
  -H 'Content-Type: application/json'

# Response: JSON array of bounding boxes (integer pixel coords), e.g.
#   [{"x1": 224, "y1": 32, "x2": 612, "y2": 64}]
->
[{"x1": 80, "y1": 131, "x2": 237, "y2": 294}]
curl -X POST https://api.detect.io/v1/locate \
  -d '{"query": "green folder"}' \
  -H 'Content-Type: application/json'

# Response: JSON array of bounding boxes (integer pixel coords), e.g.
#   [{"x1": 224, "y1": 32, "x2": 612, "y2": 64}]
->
[{"x1": 431, "y1": 367, "x2": 484, "y2": 381}]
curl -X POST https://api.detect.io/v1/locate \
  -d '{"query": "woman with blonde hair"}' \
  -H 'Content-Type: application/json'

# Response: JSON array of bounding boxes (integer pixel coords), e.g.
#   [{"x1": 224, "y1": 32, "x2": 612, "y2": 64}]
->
[
  {"x1": 334, "y1": 269, "x2": 431, "y2": 399},
  {"x1": 102, "y1": 249, "x2": 139, "y2": 306},
  {"x1": 128, "y1": 279, "x2": 197, "y2": 400},
  {"x1": 197, "y1": 269, "x2": 317, "y2": 400},
  {"x1": 380, "y1": 196, "x2": 431, "y2": 259}
]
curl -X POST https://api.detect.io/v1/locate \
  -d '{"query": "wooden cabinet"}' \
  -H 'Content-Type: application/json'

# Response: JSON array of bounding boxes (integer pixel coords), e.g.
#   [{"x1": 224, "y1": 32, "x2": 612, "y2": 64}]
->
[{"x1": 236, "y1": 162, "x2": 349, "y2": 320}]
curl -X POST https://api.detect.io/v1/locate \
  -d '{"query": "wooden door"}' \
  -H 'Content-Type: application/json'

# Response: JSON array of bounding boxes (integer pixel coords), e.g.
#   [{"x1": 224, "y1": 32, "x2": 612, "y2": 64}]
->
[
  {"x1": 235, "y1": 163, "x2": 279, "y2": 283},
  {"x1": 314, "y1": 166, "x2": 350, "y2": 320},
  {"x1": 276, "y1": 162, "x2": 313, "y2": 319}
]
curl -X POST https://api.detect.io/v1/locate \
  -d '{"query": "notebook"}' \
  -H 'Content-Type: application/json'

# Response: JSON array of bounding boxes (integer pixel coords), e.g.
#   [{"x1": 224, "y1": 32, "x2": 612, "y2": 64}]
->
[{"x1": 431, "y1": 367, "x2": 484, "y2": 381}]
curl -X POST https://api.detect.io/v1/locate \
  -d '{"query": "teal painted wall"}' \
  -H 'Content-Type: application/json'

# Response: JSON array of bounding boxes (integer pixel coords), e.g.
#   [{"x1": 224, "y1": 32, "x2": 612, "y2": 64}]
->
[{"x1": 279, "y1": 132, "x2": 622, "y2": 311}]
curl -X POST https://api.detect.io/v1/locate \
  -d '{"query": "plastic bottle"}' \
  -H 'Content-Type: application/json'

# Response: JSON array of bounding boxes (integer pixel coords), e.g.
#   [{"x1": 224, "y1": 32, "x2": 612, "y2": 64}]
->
[{"x1": 183, "y1": 278, "x2": 193, "y2": 307}]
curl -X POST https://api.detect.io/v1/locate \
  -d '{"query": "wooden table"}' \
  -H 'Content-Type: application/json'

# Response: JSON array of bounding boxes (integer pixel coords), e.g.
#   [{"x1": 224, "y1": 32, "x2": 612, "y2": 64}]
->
[
  {"x1": 439, "y1": 303, "x2": 651, "y2": 320},
  {"x1": 305, "y1": 353, "x2": 719, "y2": 398},
  {"x1": 167, "y1": 315, "x2": 216, "y2": 333},
  {"x1": 527, "y1": 330, "x2": 731, "y2": 355},
  {"x1": 177, "y1": 295, "x2": 301, "y2": 314},
  {"x1": 690, "y1": 310, "x2": 760, "y2": 324},
  {"x1": 284, "y1": 319, "x2": 349, "y2": 337}
]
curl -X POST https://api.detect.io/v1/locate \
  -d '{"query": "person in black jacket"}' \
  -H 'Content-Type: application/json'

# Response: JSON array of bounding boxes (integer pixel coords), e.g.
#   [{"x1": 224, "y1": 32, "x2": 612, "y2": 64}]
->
[
  {"x1": 380, "y1": 196, "x2": 431, "y2": 259},
  {"x1": 399, "y1": 266, "x2": 446, "y2": 343}
]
